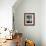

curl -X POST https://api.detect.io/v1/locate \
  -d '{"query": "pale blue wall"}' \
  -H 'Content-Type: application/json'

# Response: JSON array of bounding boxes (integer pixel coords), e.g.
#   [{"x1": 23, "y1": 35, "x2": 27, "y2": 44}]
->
[{"x1": 13, "y1": 0, "x2": 41, "y2": 46}]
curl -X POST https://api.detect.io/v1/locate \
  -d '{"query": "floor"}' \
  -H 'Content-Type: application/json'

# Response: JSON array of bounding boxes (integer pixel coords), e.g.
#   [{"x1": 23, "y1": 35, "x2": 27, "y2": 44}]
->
[
  {"x1": 0, "y1": 33, "x2": 23, "y2": 46},
  {"x1": 0, "y1": 39, "x2": 16, "y2": 46}
]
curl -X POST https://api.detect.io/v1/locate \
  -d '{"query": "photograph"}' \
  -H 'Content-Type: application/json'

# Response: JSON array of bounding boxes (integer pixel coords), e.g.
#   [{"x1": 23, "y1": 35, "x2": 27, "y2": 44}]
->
[{"x1": 24, "y1": 13, "x2": 35, "y2": 26}]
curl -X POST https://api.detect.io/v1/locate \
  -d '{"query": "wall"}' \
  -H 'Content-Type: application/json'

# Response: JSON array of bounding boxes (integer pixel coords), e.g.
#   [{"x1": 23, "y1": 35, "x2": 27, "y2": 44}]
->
[
  {"x1": 0, "y1": 0, "x2": 16, "y2": 30},
  {"x1": 13, "y1": 0, "x2": 41, "y2": 46},
  {"x1": 41, "y1": 0, "x2": 46, "y2": 46}
]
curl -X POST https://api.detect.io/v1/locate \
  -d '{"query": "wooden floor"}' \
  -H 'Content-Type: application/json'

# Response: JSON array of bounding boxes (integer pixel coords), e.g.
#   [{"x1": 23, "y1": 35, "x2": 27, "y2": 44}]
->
[{"x1": 0, "y1": 39, "x2": 16, "y2": 46}]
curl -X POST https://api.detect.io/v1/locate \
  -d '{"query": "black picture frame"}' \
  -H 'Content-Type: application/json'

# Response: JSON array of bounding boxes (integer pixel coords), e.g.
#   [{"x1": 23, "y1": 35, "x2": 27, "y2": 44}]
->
[{"x1": 24, "y1": 13, "x2": 35, "y2": 26}]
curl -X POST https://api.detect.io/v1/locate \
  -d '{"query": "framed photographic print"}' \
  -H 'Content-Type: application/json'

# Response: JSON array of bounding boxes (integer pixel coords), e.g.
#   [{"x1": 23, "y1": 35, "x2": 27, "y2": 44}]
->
[{"x1": 24, "y1": 13, "x2": 35, "y2": 26}]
